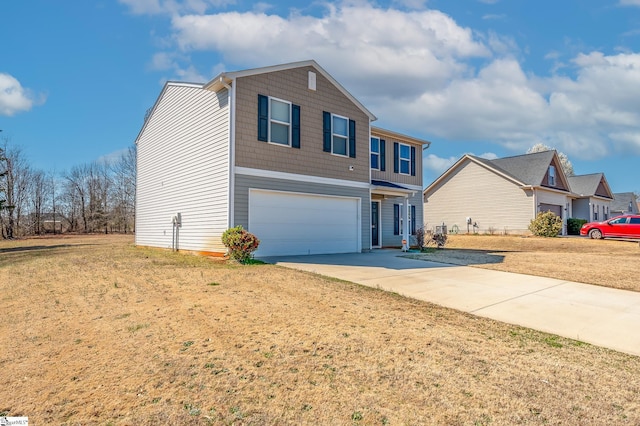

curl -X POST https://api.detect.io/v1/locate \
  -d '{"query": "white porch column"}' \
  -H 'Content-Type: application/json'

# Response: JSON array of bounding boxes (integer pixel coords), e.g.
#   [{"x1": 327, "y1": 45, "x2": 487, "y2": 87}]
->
[{"x1": 402, "y1": 197, "x2": 410, "y2": 251}]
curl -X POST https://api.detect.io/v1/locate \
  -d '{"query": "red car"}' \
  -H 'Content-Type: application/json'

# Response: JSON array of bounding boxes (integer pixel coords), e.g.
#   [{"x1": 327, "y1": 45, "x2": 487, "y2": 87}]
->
[{"x1": 580, "y1": 215, "x2": 640, "y2": 239}]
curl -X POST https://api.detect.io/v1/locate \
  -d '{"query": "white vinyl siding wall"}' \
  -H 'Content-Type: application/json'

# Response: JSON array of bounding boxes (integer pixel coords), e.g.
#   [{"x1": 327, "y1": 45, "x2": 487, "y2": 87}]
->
[
  {"x1": 424, "y1": 160, "x2": 533, "y2": 234},
  {"x1": 136, "y1": 84, "x2": 230, "y2": 252}
]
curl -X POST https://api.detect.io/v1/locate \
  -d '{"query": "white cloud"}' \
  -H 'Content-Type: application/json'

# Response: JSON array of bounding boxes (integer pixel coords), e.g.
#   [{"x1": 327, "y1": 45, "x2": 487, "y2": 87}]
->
[
  {"x1": 0, "y1": 73, "x2": 43, "y2": 116},
  {"x1": 119, "y1": 0, "x2": 235, "y2": 15},
  {"x1": 137, "y1": 1, "x2": 640, "y2": 161},
  {"x1": 423, "y1": 153, "x2": 459, "y2": 175},
  {"x1": 170, "y1": 4, "x2": 490, "y2": 98},
  {"x1": 482, "y1": 14, "x2": 506, "y2": 20},
  {"x1": 478, "y1": 152, "x2": 498, "y2": 160},
  {"x1": 619, "y1": 0, "x2": 640, "y2": 6}
]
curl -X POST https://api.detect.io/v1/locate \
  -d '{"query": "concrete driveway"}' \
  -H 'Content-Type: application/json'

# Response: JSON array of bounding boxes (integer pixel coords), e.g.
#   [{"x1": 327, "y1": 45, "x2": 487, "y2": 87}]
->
[{"x1": 263, "y1": 250, "x2": 640, "y2": 357}]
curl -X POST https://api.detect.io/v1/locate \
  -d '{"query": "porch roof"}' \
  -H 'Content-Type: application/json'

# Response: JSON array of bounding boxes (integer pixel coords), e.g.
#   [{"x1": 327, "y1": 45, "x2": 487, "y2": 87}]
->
[{"x1": 371, "y1": 180, "x2": 416, "y2": 197}]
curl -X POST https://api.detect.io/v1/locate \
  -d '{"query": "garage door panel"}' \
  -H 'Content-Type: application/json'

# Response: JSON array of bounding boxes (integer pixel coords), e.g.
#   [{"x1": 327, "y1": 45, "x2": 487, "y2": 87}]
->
[{"x1": 249, "y1": 190, "x2": 360, "y2": 256}]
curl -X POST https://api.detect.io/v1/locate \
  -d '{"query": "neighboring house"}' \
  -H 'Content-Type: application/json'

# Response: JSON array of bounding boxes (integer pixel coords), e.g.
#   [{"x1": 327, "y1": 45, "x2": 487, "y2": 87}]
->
[
  {"x1": 135, "y1": 60, "x2": 428, "y2": 256},
  {"x1": 611, "y1": 192, "x2": 640, "y2": 216},
  {"x1": 423, "y1": 151, "x2": 574, "y2": 235},
  {"x1": 567, "y1": 173, "x2": 614, "y2": 222}
]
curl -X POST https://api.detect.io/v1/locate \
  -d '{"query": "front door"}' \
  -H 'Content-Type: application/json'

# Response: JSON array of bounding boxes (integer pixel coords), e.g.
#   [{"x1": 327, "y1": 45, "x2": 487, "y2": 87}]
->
[{"x1": 371, "y1": 201, "x2": 380, "y2": 247}]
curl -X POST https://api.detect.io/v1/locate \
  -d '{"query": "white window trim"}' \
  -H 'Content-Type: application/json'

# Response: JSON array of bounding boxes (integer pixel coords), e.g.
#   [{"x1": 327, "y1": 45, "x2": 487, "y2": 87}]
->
[
  {"x1": 399, "y1": 142, "x2": 411, "y2": 175},
  {"x1": 331, "y1": 113, "x2": 350, "y2": 157},
  {"x1": 371, "y1": 137, "x2": 380, "y2": 170},
  {"x1": 268, "y1": 96, "x2": 292, "y2": 147}
]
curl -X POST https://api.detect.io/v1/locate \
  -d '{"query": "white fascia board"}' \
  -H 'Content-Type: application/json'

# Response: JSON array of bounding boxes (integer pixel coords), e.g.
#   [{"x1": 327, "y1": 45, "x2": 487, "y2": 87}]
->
[
  {"x1": 235, "y1": 167, "x2": 371, "y2": 189},
  {"x1": 134, "y1": 81, "x2": 205, "y2": 145},
  {"x1": 371, "y1": 126, "x2": 431, "y2": 148},
  {"x1": 203, "y1": 60, "x2": 377, "y2": 121}
]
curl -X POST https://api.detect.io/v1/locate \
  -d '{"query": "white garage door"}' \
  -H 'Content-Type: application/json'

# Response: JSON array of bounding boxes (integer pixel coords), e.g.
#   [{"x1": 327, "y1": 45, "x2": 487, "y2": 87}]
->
[{"x1": 249, "y1": 189, "x2": 360, "y2": 256}]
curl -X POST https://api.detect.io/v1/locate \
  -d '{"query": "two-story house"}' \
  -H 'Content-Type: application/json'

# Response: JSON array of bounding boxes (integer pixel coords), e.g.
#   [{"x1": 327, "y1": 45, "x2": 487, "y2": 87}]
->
[{"x1": 135, "y1": 60, "x2": 428, "y2": 256}]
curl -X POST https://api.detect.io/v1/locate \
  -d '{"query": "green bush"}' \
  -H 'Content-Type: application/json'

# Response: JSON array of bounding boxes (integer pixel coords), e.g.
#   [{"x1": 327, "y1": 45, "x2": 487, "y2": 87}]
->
[
  {"x1": 567, "y1": 218, "x2": 587, "y2": 235},
  {"x1": 221, "y1": 226, "x2": 260, "y2": 263},
  {"x1": 529, "y1": 211, "x2": 563, "y2": 237}
]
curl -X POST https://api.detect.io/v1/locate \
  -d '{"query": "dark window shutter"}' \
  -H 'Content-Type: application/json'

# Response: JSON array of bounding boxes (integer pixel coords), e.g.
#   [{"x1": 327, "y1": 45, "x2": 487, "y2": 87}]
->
[
  {"x1": 348, "y1": 119, "x2": 356, "y2": 158},
  {"x1": 411, "y1": 146, "x2": 416, "y2": 176},
  {"x1": 393, "y1": 142, "x2": 399, "y2": 173},
  {"x1": 380, "y1": 139, "x2": 386, "y2": 171},
  {"x1": 292, "y1": 104, "x2": 301, "y2": 149},
  {"x1": 394, "y1": 204, "x2": 400, "y2": 235},
  {"x1": 411, "y1": 205, "x2": 416, "y2": 235},
  {"x1": 323, "y1": 111, "x2": 331, "y2": 152},
  {"x1": 258, "y1": 94, "x2": 268, "y2": 142}
]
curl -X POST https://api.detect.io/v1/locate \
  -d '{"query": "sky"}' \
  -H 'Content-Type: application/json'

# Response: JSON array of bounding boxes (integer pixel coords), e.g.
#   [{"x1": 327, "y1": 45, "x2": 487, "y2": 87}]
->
[{"x1": 2, "y1": 0, "x2": 640, "y2": 193}]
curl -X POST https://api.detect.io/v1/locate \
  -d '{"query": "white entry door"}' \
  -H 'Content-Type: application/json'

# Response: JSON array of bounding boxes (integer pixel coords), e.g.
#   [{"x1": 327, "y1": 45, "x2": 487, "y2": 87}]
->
[{"x1": 248, "y1": 189, "x2": 360, "y2": 256}]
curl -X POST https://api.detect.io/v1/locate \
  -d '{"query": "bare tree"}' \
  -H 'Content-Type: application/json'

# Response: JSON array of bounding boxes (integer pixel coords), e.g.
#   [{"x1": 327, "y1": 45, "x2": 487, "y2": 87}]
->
[
  {"x1": 110, "y1": 145, "x2": 136, "y2": 233},
  {"x1": 527, "y1": 143, "x2": 575, "y2": 177},
  {"x1": 0, "y1": 142, "x2": 30, "y2": 238},
  {"x1": 28, "y1": 170, "x2": 47, "y2": 234}
]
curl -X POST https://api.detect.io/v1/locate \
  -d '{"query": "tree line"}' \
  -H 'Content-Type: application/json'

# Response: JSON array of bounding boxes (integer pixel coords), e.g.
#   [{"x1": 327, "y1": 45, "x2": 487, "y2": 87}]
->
[{"x1": 0, "y1": 140, "x2": 136, "y2": 239}]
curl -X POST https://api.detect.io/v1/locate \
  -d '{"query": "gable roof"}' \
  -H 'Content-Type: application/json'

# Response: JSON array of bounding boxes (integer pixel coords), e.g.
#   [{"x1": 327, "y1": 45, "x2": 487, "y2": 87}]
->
[
  {"x1": 611, "y1": 192, "x2": 640, "y2": 213},
  {"x1": 424, "y1": 150, "x2": 572, "y2": 196},
  {"x1": 487, "y1": 151, "x2": 557, "y2": 187},
  {"x1": 567, "y1": 173, "x2": 613, "y2": 199},
  {"x1": 203, "y1": 60, "x2": 377, "y2": 121}
]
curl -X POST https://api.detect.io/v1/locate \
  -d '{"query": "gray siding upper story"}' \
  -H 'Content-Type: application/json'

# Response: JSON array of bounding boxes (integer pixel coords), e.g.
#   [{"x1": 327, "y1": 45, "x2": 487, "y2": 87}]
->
[
  {"x1": 135, "y1": 84, "x2": 230, "y2": 252},
  {"x1": 370, "y1": 129, "x2": 424, "y2": 188},
  {"x1": 234, "y1": 174, "x2": 371, "y2": 251},
  {"x1": 232, "y1": 66, "x2": 371, "y2": 184}
]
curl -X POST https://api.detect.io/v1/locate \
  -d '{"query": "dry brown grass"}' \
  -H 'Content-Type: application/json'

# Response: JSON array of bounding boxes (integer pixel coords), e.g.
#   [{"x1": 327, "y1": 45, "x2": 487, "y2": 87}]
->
[
  {"x1": 1, "y1": 235, "x2": 640, "y2": 425},
  {"x1": 413, "y1": 234, "x2": 640, "y2": 292}
]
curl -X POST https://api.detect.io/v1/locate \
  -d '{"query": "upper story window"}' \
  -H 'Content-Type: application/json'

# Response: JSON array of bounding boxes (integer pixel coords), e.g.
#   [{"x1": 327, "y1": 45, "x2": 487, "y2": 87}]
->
[
  {"x1": 370, "y1": 137, "x2": 386, "y2": 171},
  {"x1": 332, "y1": 115, "x2": 348, "y2": 156},
  {"x1": 393, "y1": 142, "x2": 416, "y2": 176},
  {"x1": 371, "y1": 137, "x2": 380, "y2": 170},
  {"x1": 548, "y1": 165, "x2": 556, "y2": 186},
  {"x1": 269, "y1": 98, "x2": 291, "y2": 145},
  {"x1": 257, "y1": 94, "x2": 300, "y2": 148},
  {"x1": 323, "y1": 111, "x2": 356, "y2": 158},
  {"x1": 399, "y1": 144, "x2": 411, "y2": 174}
]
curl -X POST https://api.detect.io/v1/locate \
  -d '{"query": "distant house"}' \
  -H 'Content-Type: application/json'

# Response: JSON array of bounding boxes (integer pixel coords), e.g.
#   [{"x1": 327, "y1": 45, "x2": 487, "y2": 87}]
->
[
  {"x1": 611, "y1": 192, "x2": 640, "y2": 216},
  {"x1": 423, "y1": 150, "x2": 619, "y2": 235},
  {"x1": 135, "y1": 60, "x2": 429, "y2": 256},
  {"x1": 423, "y1": 151, "x2": 574, "y2": 235},
  {"x1": 567, "y1": 173, "x2": 614, "y2": 222}
]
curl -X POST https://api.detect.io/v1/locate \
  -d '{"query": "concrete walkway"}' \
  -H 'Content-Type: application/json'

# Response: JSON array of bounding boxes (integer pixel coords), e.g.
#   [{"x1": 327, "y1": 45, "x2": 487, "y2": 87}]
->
[{"x1": 263, "y1": 250, "x2": 640, "y2": 357}]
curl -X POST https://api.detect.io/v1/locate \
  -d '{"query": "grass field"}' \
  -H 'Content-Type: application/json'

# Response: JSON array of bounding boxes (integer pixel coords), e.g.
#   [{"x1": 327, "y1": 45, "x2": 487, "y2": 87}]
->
[
  {"x1": 1, "y1": 234, "x2": 639, "y2": 425},
  {"x1": 413, "y1": 234, "x2": 640, "y2": 292}
]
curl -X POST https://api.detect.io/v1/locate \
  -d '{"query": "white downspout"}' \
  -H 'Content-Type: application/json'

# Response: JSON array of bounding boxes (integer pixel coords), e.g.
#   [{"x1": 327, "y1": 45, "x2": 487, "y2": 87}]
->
[
  {"x1": 402, "y1": 196, "x2": 410, "y2": 251},
  {"x1": 220, "y1": 77, "x2": 235, "y2": 229}
]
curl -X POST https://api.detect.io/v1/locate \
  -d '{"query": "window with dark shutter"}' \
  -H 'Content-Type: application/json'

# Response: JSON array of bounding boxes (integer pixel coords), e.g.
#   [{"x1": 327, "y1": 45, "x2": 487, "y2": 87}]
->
[
  {"x1": 393, "y1": 142, "x2": 399, "y2": 173},
  {"x1": 258, "y1": 94, "x2": 268, "y2": 142},
  {"x1": 348, "y1": 119, "x2": 356, "y2": 158},
  {"x1": 323, "y1": 111, "x2": 331, "y2": 152},
  {"x1": 324, "y1": 111, "x2": 356, "y2": 157},
  {"x1": 411, "y1": 205, "x2": 416, "y2": 235},
  {"x1": 380, "y1": 139, "x2": 386, "y2": 171},
  {"x1": 257, "y1": 94, "x2": 299, "y2": 148},
  {"x1": 394, "y1": 204, "x2": 400, "y2": 235},
  {"x1": 292, "y1": 104, "x2": 300, "y2": 149},
  {"x1": 410, "y1": 146, "x2": 416, "y2": 176}
]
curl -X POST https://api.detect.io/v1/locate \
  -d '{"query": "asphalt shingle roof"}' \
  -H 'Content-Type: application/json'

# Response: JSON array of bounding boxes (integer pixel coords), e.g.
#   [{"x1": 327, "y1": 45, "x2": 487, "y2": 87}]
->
[{"x1": 566, "y1": 173, "x2": 604, "y2": 197}]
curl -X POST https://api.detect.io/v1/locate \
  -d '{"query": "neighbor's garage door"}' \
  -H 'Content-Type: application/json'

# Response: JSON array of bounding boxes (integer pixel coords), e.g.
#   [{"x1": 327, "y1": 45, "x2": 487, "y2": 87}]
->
[
  {"x1": 249, "y1": 189, "x2": 360, "y2": 256},
  {"x1": 539, "y1": 203, "x2": 562, "y2": 218}
]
